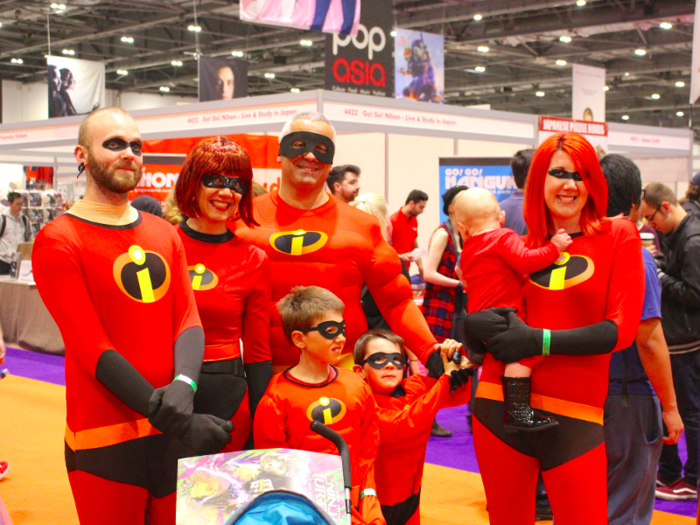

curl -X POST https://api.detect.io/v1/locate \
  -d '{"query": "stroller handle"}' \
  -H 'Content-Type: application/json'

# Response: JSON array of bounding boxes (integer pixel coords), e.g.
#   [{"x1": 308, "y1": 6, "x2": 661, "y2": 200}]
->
[{"x1": 310, "y1": 421, "x2": 352, "y2": 492}]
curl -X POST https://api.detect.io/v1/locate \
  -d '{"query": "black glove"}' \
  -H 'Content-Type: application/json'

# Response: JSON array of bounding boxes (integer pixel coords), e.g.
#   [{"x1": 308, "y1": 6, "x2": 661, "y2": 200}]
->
[
  {"x1": 486, "y1": 312, "x2": 542, "y2": 364},
  {"x1": 148, "y1": 379, "x2": 195, "y2": 434},
  {"x1": 464, "y1": 307, "x2": 517, "y2": 343},
  {"x1": 448, "y1": 368, "x2": 473, "y2": 392},
  {"x1": 426, "y1": 350, "x2": 444, "y2": 378},
  {"x1": 174, "y1": 414, "x2": 233, "y2": 455}
]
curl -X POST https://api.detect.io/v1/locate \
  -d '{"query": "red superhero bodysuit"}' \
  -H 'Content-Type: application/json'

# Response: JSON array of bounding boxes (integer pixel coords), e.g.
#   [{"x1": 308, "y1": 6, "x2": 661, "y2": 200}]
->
[
  {"x1": 254, "y1": 366, "x2": 384, "y2": 525},
  {"x1": 33, "y1": 211, "x2": 202, "y2": 525},
  {"x1": 177, "y1": 222, "x2": 272, "y2": 451},
  {"x1": 461, "y1": 227, "x2": 560, "y2": 369},
  {"x1": 373, "y1": 375, "x2": 471, "y2": 525},
  {"x1": 234, "y1": 191, "x2": 436, "y2": 371},
  {"x1": 472, "y1": 220, "x2": 644, "y2": 525}
]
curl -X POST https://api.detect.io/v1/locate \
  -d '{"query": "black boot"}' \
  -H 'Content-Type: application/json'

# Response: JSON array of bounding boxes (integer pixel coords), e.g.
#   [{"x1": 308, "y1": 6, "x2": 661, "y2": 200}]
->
[
  {"x1": 430, "y1": 419, "x2": 453, "y2": 437},
  {"x1": 501, "y1": 376, "x2": 558, "y2": 433}
]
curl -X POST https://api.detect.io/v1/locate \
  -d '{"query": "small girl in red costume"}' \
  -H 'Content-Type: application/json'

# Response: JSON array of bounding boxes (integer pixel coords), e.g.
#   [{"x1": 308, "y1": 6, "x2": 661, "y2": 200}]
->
[
  {"x1": 174, "y1": 136, "x2": 272, "y2": 452},
  {"x1": 455, "y1": 187, "x2": 571, "y2": 432}
]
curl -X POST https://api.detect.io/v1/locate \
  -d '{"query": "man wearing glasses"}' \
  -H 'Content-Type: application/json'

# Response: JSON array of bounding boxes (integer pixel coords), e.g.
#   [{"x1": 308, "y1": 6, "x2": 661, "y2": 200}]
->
[{"x1": 641, "y1": 182, "x2": 700, "y2": 502}]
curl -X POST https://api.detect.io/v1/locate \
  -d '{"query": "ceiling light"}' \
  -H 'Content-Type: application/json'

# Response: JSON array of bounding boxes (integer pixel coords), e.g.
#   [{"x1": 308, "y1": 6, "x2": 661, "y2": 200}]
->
[
  {"x1": 290, "y1": 88, "x2": 300, "y2": 93},
  {"x1": 556, "y1": 59, "x2": 567, "y2": 66},
  {"x1": 477, "y1": 46, "x2": 489, "y2": 53},
  {"x1": 10, "y1": 58, "x2": 22, "y2": 64},
  {"x1": 474, "y1": 66, "x2": 486, "y2": 73},
  {"x1": 635, "y1": 49, "x2": 646, "y2": 56},
  {"x1": 188, "y1": 25, "x2": 202, "y2": 32},
  {"x1": 651, "y1": 93, "x2": 660, "y2": 99},
  {"x1": 559, "y1": 35, "x2": 572, "y2": 43},
  {"x1": 660, "y1": 22, "x2": 673, "y2": 30},
  {"x1": 677, "y1": 111, "x2": 685, "y2": 117},
  {"x1": 171, "y1": 60, "x2": 183, "y2": 66},
  {"x1": 624, "y1": 72, "x2": 630, "y2": 76},
  {"x1": 391, "y1": 30, "x2": 396, "y2": 37},
  {"x1": 117, "y1": 69, "x2": 128, "y2": 75},
  {"x1": 676, "y1": 81, "x2": 685, "y2": 87},
  {"x1": 51, "y1": 3, "x2": 66, "y2": 10},
  {"x1": 536, "y1": 91, "x2": 545, "y2": 97},
  {"x1": 159, "y1": 86, "x2": 170, "y2": 92},
  {"x1": 120, "y1": 36, "x2": 134, "y2": 44},
  {"x1": 576, "y1": 0, "x2": 586, "y2": 5},
  {"x1": 62, "y1": 49, "x2": 75, "y2": 55},
  {"x1": 300, "y1": 39, "x2": 313, "y2": 46},
  {"x1": 473, "y1": 14, "x2": 483, "y2": 21},
  {"x1": 604, "y1": 85, "x2": 609, "y2": 91},
  {"x1": 622, "y1": 115, "x2": 629, "y2": 120},
  {"x1": 264, "y1": 72, "x2": 275, "y2": 79},
  {"x1": 231, "y1": 50, "x2": 244, "y2": 57}
]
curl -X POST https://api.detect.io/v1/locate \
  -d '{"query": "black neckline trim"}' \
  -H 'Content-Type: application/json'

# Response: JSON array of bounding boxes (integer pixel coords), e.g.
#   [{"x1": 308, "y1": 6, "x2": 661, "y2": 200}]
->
[
  {"x1": 180, "y1": 220, "x2": 234, "y2": 243},
  {"x1": 66, "y1": 211, "x2": 143, "y2": 230},
  {"x1": 283, "y1": 365, "x2": 338, "y2": 388}
]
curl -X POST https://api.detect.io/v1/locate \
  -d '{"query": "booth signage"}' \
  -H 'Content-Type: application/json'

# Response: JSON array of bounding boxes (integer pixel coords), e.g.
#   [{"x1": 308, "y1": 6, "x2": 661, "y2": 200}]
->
[
  {"x1": 538, "y1": 116, "x2": 608, "y2": 156},
  {"x1": 438, "y1": 157, "x2": 516, "y2": 224},
  {"x1": 325, "y1": 0, "x2": 393, "y2": 97}
]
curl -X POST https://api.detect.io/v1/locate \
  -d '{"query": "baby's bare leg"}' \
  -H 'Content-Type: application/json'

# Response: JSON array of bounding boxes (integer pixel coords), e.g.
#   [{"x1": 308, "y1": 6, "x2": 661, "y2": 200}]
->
[{"x1": 505, "y1": 361, "x2": 532, "y2": 378}]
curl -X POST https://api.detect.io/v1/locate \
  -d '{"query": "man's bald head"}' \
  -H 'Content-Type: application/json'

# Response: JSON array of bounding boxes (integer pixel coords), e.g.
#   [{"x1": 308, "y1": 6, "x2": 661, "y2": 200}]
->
[
  {"x1": 78, "y1": 107, "x2": 133, "y2": 147},
  {"x1": 454, "y1": 188, "x2": 502, "y2": 236}
]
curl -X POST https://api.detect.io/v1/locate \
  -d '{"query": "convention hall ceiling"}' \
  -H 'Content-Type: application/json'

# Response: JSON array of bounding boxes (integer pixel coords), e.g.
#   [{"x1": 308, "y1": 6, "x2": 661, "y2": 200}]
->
[{"x1": 0, "y1": 0, "x2": 696, "y2": 134}]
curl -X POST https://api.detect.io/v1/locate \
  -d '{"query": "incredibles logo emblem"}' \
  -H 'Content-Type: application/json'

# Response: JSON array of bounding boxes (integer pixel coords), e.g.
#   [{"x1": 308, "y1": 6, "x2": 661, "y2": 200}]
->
[
  {"x1": 270, "y1": 230, "x2": 328, "y2": 256},
  {"x1": 188, "y1": 264, "x2": 219, "y2": 291},
  {"x1": 113, "y1": 245, "x2": 171, "y2": 303},
  {"x1": 306, "y1": 397, "x2": 347, "y2": 425},
  {"x1": 529, "y1": 253, "x2": 594, "y2": 290}
]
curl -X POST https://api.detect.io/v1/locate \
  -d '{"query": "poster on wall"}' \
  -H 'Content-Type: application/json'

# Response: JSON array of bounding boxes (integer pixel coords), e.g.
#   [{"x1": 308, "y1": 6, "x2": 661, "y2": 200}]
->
[
  {"x1": 572, "y1": 63, "x2": 606, "y2": 122},
  {"x1": 241, "y1": 0, "x2": 361, "y2": 36},
  {"x1": 394, "y1": 29, "x2": 444, "y2": 103},
  {"x1": 438, "y1": 157, "x2": 517, "y2": 224},
  {"x1": 325, "y1": 0, "x2": 393, "y2": 97},
  {"x1": 198, "y1": 57, "x2": 248, "y2": 102},
  {"x1": 538, "y1": 116, "x2": 608, "y2": 157},
  {"x1": 47, "y1": 56, "x2": 105, "y2": 118}
]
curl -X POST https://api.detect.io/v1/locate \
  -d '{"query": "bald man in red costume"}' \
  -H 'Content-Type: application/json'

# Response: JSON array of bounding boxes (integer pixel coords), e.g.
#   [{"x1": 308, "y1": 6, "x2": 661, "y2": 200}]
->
[{"x1": 235, "y1": 112, "x2": 447, "y2": 374}]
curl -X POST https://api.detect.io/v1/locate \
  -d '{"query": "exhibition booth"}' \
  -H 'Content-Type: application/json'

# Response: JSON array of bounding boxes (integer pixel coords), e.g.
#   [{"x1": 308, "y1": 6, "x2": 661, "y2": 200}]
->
[{"x1": 0, "y1": 89, "x2": 693, "y2": 354}]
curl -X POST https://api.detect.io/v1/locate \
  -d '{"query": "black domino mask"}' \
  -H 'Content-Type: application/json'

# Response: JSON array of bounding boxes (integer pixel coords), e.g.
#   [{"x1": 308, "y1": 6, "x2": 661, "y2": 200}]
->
[
  {"x1": 296, "y1": 320, "x2": 346, "y2": 340},
  {"x1": 279, "y1": 131, "x2": 335, "y2": 164},
  {"x1": 547, "y1": 169, "x2": 583, "y2": 182},
  {"x1": 360, "y1": 352, "x2": 406, "y2": 370}
]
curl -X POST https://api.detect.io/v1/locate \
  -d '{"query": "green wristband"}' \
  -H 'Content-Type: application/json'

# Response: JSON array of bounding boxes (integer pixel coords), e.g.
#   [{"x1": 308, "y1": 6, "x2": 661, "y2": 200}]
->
[
  {"x1": 360, "y1": 488, "x2": 377, "y2": 499},
  {"x1": 174, "y1": 374, "x2": 197, "y2": 393},
  {"x1": 542, "y1": 329, "x2": 551, "y2": 357}
]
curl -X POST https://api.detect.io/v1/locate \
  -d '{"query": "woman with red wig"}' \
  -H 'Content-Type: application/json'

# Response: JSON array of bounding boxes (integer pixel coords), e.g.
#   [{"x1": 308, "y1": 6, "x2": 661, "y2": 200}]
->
[
  {"x1": 174, "y1": 136, "x2": 272, "y2": 451},
  {"x1": 464, "y1": 132, "x2": 645, "y2": 524}
]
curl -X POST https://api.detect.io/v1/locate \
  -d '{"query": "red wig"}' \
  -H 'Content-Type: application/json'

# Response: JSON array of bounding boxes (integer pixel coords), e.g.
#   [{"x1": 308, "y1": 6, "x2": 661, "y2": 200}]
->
[
  {"x1": 524, "y1": 132, "x2": 608, "y2": 248},
  {"x1": 175, "y1": 136, "x2": 258, "y2": 227}
]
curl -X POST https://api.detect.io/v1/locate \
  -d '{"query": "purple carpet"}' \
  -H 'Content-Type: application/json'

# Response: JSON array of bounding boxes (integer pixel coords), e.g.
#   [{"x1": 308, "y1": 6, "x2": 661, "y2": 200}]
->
[{"x1": 5, "y1": 346, "x2": 696, "y2": 518}]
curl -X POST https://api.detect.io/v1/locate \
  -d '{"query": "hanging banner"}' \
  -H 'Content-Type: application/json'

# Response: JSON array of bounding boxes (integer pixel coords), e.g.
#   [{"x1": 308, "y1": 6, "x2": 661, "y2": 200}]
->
[
  {"x1": 438, "y1": 157, "x2": 516, "y2": 224},
  {"x1": 691, "y1": 1, "x2": 700, "y2": 104},
  {"x1": 538, "y1": 116, "x2": 608, "y2": 157},
  {"x1": 241, "y1": 0, "x2": 361, "y2": 36},
  {"x1": 572, "y1": 63, "x2": 606, "y2": 122},
  {"x1": 394, "y1": 29, "x2": 444, "y2": 103},
  {"x1": 325, "y1": 0, "x2": 393, "y2": 97},
  {"x1": 199, "y1": 56, "x2": 248, "y2": 102},
  {"x1": 47, "y1": 56, "x2": 105, "y2": 118}
]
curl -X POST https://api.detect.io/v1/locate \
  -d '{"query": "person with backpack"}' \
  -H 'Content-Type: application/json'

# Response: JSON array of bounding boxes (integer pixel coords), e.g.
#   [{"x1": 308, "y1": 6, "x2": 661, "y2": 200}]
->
[{"x1": 0, "y1": 192, "x2": 31, "y2": 275}]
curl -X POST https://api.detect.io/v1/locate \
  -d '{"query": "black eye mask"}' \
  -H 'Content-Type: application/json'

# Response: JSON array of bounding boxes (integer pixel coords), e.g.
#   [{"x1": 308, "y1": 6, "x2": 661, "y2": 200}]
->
[
  {"x1": 360, "y1": 352, "x2": 406, "y2": 370},
  {"x1": 297, "y1": 320, "x2": 346, "y2": 340},
  {"x1": 202, "y1": 174, "x2": 249, "y2": 195},
  {"x1": 548, "y1": 169, "x2": 583, "y2": 182},
  {"x1": 279, "y1": 131, "x2": 335, "y2": 164},
  {"x1": 102, "y1": 138, "x2": 143, "y2": 156}
]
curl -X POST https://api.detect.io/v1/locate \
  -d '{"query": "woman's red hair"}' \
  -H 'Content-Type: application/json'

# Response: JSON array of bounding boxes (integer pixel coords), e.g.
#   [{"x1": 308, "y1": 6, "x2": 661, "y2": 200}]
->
[
  {"x1": 524, "y1": 132, "x2": 608, "y2": 247},
  {"x1": 175, "y1": 136, "x2": 258, "y2": 227}
]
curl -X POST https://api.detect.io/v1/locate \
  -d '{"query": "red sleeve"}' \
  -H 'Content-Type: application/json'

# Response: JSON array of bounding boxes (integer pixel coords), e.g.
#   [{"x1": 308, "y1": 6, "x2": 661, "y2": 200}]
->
[
  {"x1": 33, "y1": 227, "x2": 115, "y2": 375},
  {"x1": 364, "y1": 231, "x2": 437, "y2": 363},
  {"x1": 607, "y1": 221, "x2": 645, "y2": 351},
  {"x1": 358, "y1": 383, "x2": 385, "y2": 525},
  {"x1": 242, "y1": 254, "x2": 272, "y2": 364},
  {"x1": 253, "y1": 387, "x2": 290, "y2": 449},
  {"x1": 498, "y1": 231, "x2": 561, "y2": 275}
]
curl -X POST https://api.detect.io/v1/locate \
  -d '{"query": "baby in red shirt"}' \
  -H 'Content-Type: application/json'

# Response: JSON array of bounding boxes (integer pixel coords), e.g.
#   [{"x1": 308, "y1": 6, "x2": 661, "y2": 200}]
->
[{"x1": 455, "y1": 188, "x2": 571, "y2": 432}]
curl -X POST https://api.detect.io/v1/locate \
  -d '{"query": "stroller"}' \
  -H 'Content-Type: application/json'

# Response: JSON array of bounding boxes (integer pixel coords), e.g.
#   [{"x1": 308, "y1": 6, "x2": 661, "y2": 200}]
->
[{"x1": 178, "y1": 422, "x2": 353, "y2": 525}]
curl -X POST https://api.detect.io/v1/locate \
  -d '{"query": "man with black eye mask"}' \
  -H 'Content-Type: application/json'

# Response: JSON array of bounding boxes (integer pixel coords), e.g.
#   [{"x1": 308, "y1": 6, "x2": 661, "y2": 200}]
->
[{"x1": 236, "y1": 111, "x2": 455, "y2": 379}]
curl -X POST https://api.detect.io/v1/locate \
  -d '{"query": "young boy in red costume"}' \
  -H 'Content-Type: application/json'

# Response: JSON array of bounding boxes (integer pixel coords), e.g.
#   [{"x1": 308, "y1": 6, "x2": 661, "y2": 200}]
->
[
  {"x1": 254, "y1": 286, "x2": 385, "y2": 525},
  {"x1": 455, "y1": 188, "x2": 571, "y2": 432},
  {"x1": 353, "y1": 330, "x2": 472, "y2": 525}
]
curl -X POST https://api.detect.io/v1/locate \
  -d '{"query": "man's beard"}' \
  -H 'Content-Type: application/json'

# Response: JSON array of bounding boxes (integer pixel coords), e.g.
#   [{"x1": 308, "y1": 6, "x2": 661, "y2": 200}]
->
[{"x1": 86, "y1": 154, "x2": 142, "y2": 194}]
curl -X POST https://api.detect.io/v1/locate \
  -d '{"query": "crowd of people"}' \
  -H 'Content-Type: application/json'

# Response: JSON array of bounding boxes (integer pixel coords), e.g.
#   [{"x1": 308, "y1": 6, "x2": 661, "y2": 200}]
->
[{"x1": 1, "y1": 105, "x2": 697, "y2": 525}]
